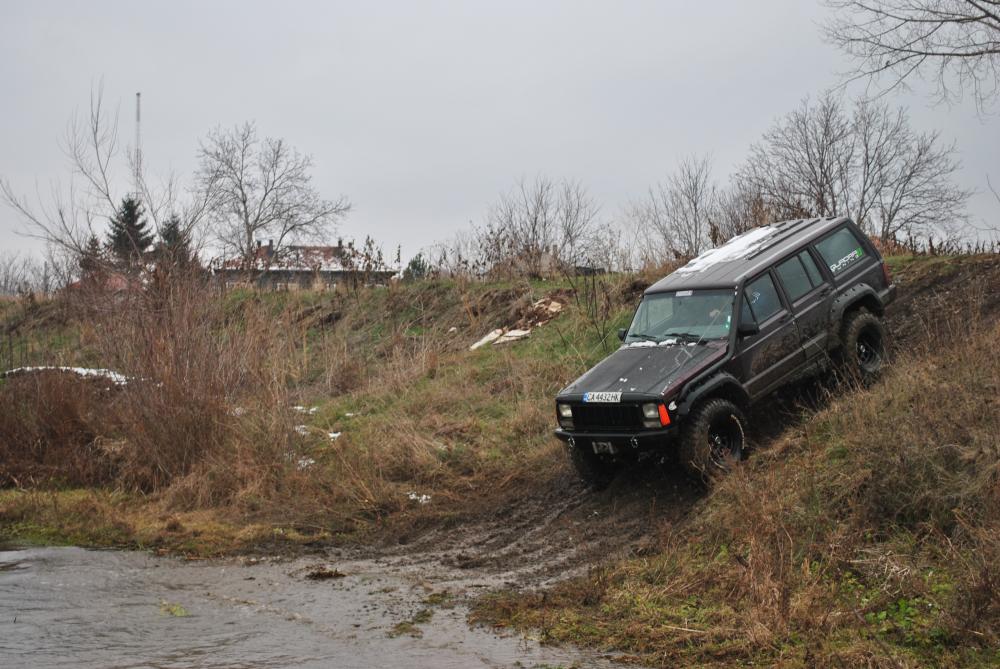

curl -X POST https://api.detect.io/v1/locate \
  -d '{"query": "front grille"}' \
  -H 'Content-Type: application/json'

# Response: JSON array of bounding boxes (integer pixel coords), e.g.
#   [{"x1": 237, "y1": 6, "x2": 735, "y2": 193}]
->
[{"x1": 572, "y1": 403, "x2": 642, "y2": 431}]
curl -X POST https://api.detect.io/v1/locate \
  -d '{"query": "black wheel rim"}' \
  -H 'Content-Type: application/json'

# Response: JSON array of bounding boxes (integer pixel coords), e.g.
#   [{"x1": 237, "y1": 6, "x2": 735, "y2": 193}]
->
[
  {"x1": 856, "y1": 326, "x2": 882, "y2": 373},
  {"x1": 707, "y1": 414, "x2": 743, "y2": 468}
]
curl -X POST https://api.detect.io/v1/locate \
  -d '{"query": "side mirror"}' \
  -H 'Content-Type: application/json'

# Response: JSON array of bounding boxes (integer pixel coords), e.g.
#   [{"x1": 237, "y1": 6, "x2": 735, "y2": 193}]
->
[
  {"x1": 737, "y1": 321, "x2": 760, "y2": 338},
  {"x1": 617, "y1": 328, "x2": 627, "y2": 342}
]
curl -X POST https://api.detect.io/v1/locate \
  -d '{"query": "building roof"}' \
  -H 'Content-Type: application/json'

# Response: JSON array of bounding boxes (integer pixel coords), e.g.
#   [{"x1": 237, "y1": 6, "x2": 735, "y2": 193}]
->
[{"x1": 647, "y1": 217, "x2": 850, "y2": 293}]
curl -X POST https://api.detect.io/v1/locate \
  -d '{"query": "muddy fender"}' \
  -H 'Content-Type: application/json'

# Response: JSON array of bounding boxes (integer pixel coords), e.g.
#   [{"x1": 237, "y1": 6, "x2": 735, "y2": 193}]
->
[{"x1": 675, "y1": 373, "x2": 749, "y2": 417}]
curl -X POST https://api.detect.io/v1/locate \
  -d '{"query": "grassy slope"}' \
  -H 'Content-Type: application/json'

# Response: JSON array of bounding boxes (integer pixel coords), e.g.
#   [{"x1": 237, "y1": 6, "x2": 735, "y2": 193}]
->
[{"x1": 0, "y1": 276, "x2": 639, "y2": 554}]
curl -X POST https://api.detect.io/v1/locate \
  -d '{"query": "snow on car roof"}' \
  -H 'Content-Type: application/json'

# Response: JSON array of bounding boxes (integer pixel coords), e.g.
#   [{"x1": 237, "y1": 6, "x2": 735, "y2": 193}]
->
[{"x1": 646, "y1": 217, "x2": 849, "y2": 293}]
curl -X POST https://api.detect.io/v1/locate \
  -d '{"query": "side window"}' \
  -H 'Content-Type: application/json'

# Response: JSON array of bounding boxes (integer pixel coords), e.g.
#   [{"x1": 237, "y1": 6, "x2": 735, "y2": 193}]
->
[
  {"x1": 743, "y1": 273, "x2": 782, "y2": 323},
  {"x1": 815, "y1": 227, "x2": 867, "y2": 275},
  {"x1": 776, "y1": 256, "x2": 813, "y2": 302},
  {"x1": 799, "y1": 250, "x2": 824, "y2": 286}
]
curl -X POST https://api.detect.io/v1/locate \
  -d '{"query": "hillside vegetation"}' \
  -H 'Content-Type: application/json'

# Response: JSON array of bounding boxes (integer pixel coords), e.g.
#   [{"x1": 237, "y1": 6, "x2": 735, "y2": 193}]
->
[{"x1": 1, "y1": 255, "x2": 999, "y2": 666}]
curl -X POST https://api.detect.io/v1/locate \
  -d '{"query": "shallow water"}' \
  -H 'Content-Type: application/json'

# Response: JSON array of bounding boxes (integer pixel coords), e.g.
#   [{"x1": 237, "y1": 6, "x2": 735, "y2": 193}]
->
[{"x1": 0, "y1": 545, "x2": 623, "y2": 669}]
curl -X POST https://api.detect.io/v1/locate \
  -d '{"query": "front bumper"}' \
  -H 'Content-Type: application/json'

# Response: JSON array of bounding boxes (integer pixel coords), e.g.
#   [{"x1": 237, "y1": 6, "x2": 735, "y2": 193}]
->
[{"x1": 554, "y1": 426, "x2": 677, "y2": 454}]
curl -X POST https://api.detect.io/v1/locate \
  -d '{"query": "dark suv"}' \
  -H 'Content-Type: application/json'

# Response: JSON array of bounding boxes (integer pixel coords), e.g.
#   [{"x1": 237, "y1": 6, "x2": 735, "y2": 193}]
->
[{"x1": 555, "y1": 217, "x2": 896, "y2": 486}]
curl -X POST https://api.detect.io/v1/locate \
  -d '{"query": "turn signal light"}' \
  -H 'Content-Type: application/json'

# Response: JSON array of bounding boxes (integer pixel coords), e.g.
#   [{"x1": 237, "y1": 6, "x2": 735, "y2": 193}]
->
[{"x1": 658, "y1": 404, "x2": 671, "y2": 426}]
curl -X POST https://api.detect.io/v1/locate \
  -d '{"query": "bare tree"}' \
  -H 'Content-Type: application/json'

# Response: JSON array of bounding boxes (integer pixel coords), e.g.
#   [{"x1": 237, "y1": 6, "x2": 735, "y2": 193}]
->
[
  {"x1": 627, "y1": 154, "x2": 718, "y2": 259},
  {"x1": 741, "y1": 95, "x2": 853, "y2": 222},
  {"x1": 714, "y1": 178, "x2": 774, "y2": 242},
  {"x1": 2, "y1": 83, "x2": 213, "y2": 265},
  {"x1": 484, "y1": 176, "x2": 599, "y2": 277},
  {"x1": 824, "y1": 0, "x2": 1000, "y2": 109},
  {"x1": 197, "y1": 122, "x2": 351, "y2": 271},
  {"x1": 737, "y1": 93, "x2": 968, "y2": 243}
]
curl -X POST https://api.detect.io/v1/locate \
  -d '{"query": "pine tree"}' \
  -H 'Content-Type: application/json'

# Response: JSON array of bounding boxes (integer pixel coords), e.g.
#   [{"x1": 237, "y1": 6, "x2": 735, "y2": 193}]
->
[
  {"x1": 106, "y1": 197, "x2": 153, "y2": 269},
  {"x1": 158, "y1": 215, "x2": 192, "y2": 266},
  {"x1": 79, "y1": 234, "x2": 104, "y2": 277}
]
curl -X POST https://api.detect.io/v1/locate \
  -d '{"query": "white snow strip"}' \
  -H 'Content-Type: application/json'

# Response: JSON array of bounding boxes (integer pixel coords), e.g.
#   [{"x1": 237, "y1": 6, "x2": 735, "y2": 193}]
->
[
  {"x1": 328, "y1": 432, "x2": 341, "y2": 440},
  {"x1": 674, "y1": 226, "x2": 777, "y2": 274},
  {"x1": 294, "y1": 425, "x2": 310, "y2": 436},
  {"x1": 2, "y1": 366, "x2": 130, "y2": 386},
  {"x1": 296, "y1": 457, "x2": 316, "y2": 470},
  {"x1": 292, "y1": 405, "x2": 319, "y2": 415}
]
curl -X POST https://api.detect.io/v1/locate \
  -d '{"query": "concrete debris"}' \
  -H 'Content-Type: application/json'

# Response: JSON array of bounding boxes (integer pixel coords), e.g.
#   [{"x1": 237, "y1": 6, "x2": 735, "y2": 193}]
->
[
  {"x1": 469, "y1": 329, "x2": 504, "y2": 350},
  {"x1": 469, "y1": 294, "x2": 568, "y2": 350},
  {"x1": 495, "y1": 328, "x2": 531, "y2": 344}
]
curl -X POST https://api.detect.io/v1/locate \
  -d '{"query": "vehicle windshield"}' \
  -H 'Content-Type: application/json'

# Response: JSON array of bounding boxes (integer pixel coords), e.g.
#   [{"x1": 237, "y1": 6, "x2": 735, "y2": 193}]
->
[{"x1": 626, "y1": 289, "x2": 734, "y2": 343}]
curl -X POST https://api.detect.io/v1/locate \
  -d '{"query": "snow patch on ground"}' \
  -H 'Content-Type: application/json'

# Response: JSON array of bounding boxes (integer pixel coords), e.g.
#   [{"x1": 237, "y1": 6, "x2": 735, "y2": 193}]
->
[
  {"x1": 1, "y1": 366, "x2": 130, "y2": 386},
  {"x1": 407, "y1": 492, "x2": 432, "y2": 505}
]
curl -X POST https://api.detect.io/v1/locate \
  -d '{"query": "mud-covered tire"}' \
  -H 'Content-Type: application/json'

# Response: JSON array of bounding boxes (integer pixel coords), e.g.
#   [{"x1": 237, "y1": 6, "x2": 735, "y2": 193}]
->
[
  {"x1": 568, "y1": 443, "x2": 619, "y2": 490},
  {"x1": 839, "y1": 308, "x2": 886, "y2": 384},
  {"x1": 677, "y1": 398, "x2": 746, "y2": 483}
]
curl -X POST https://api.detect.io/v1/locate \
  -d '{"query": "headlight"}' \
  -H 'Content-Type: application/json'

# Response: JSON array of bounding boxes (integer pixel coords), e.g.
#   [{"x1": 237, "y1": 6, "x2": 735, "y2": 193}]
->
[
  {"x1": 642, "y1": 402, "x2": 669, "y2": 428},
  {"x1": 558, "y1": 404, "x2": 573, "y2": 418}
]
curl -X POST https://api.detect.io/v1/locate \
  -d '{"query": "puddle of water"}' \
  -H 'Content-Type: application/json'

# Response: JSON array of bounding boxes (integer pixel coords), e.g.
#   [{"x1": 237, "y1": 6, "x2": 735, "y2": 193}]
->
[{"x1": 0, "y1": 546, "x2": 626, "y2": 669}]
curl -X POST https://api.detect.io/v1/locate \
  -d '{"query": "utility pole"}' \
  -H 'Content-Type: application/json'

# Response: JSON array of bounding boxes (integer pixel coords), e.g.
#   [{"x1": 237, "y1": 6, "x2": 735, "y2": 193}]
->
[{"x1": 134, "y1": 92, "x2": 142, "y2": 202}]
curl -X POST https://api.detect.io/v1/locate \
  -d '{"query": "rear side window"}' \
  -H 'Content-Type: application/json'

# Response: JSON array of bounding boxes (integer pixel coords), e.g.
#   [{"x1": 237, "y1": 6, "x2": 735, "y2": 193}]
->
[
  {"x1": 742, "y1": 273, "x2": 782, "y2": 323},
  {"x1": 816, "y1": 227, "x2": 867, "y2": 275},
  {"x1": 776, "y1": 251, "x2": 826, "y2": 302}
]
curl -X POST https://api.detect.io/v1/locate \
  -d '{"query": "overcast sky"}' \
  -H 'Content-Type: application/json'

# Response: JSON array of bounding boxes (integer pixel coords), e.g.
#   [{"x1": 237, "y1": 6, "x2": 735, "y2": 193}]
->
[{"x1": 2, "y1": 0, "x2": 997, "y2": 261}]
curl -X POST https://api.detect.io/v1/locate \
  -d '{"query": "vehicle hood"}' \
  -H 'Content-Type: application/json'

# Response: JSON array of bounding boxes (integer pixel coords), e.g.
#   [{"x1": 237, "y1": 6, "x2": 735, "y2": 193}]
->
[{"x1": 559, "y1": 341, "x2": 728, "y2": 398}]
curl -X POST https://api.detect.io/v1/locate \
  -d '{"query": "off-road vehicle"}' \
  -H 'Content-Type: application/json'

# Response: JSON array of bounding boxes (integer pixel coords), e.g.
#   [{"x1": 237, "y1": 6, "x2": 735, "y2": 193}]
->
[{"x1": 555, "y1": 216, "x2": 896, "y2": 487}]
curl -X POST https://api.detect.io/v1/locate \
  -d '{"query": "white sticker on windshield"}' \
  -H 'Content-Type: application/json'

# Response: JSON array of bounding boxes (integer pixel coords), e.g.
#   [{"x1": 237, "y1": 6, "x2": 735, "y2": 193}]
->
[
  {"x1": 583, "y1": 392, "x2": 622, "y2": 403},
  {"x1": 676, "y1": 290, "x2": 693, "y2": 297}
]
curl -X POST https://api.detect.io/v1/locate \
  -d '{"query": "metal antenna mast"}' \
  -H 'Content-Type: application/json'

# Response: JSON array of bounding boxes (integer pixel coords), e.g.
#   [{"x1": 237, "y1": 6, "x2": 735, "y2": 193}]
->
[{"x1": 134, "y1": 92, "x2": 142, "y2": 201}]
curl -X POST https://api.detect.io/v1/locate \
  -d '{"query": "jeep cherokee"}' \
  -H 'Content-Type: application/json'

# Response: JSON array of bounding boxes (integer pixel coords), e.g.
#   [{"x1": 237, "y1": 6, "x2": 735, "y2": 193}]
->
[{"x1": 554, "y1": 216, "x2": 896, "y2": 487}]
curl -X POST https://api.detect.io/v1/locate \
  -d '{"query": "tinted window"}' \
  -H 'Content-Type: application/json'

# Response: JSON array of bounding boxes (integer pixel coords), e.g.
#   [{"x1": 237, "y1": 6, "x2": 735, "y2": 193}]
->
[
  {"x1": 800, "y1": 250, "x2": 824, "y2": 286},
  {"x1": 743, "y1": 273, "x2": 782, "y2": 323},
  {"x1": 776, "y1": 256, "x2": 813, "y2": 302},
  {"x1": 816, "y1": 227, "x2": 867, "y2": 275}
]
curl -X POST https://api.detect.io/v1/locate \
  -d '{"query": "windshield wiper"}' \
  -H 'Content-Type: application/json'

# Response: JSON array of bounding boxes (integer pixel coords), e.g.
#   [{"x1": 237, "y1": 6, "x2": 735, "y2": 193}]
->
[
  {"x1": 627, "y1": 332, "x2": 660, "y2": 342},
  {"x1": 662, "y1": 331, "x2": 703, "y2": 343}
]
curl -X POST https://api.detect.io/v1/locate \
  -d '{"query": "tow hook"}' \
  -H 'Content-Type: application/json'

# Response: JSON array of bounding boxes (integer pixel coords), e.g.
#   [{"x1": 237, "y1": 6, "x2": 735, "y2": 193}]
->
[
  {"x1": 567, "y1": 437, "x2": 576, "y2": 449},
  {"x1": 630, "y1": 436, "x2": 639, "y2": 449}
]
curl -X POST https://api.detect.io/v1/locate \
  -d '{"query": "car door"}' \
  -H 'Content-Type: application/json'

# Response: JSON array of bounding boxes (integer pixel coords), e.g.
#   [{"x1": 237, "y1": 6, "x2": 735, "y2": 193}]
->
[
  {"x1": 774, "y1": 250, "x2": 833, "y2": 360},
  {"x1": 731, "y1": 270, "x2": 805, "y2": 399}
]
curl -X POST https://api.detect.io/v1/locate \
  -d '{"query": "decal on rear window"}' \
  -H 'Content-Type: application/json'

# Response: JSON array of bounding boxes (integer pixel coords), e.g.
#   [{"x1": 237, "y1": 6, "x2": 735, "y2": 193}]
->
[{"x1": 829, "y1": 247, "x2": 864, "y2": 274}]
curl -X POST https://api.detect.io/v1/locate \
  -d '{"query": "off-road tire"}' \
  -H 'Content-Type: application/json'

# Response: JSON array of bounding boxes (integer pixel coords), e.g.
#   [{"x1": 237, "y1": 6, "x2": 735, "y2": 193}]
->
[
  {"x1": 568, "y1": 443, "x2": 619, "y2": 490},
  {"x1": 839, "y1": 307, "x2": 886, "y2": 385},
  {"x1": 677, "y1": 398, "x2": 747, "y2": 483}
]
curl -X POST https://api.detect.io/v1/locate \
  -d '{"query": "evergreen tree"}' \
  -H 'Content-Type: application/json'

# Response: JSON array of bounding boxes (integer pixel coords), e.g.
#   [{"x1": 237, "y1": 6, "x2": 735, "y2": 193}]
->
[
  {"x1": 106, "y1": 197, "x2": 153, "y2": 269},
  {"x1": 79, "y1": 234, "x2": 104, "y2": 276},
  {"x1": 157, "y1": 215, "x2": 192, "y2": 266}
]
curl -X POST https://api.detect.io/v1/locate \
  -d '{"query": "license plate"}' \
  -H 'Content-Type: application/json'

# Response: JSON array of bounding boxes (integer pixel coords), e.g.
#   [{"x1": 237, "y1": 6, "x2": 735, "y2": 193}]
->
[
  {"x1": 592, "y1": 441, "x2": 616, "y2": 455},
  {"x1": 583, "y1": 391, "x2": 621, "y2": 403}
]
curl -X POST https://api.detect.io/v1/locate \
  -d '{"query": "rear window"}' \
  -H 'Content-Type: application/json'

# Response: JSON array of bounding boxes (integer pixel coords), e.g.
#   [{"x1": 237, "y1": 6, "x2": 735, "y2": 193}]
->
[
  {"x1": 815, "y1": 227, "x2": 867, "y2": 275},
  {"x1": 776, "y1": 251, "x2": 825, "y2": 302}
]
